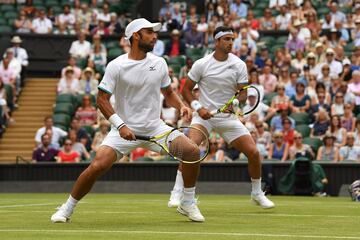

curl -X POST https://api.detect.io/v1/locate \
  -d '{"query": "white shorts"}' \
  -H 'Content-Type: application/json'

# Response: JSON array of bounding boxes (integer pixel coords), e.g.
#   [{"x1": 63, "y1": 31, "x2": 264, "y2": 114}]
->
[
  {"x1": 191, "y1": 113, "x2": 250, "y2": 144},
  {"x1": 101, "y1": 123, "x2": 177, "y2": 160}
]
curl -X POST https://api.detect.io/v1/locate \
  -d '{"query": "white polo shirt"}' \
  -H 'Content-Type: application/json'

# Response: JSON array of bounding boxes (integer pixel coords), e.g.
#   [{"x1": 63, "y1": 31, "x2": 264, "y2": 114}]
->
[
  {"x1": 188, "y1": 52, "x2": 248, "y2": 112},
  {"x1": 32, "y1": 18, "x2": 53, "y2": 34},
  {"x1": 98, "y1": 53, "x2": 171, "y2": 134}
]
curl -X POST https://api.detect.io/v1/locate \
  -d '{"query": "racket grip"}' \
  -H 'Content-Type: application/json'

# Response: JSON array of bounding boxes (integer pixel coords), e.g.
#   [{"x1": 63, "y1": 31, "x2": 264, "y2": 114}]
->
[
  {"x1": 210, "y1": 110, "x2": 217, "y2": 115},
  {"x1": 135, "y1": 135, "x2": 151, "y2": 141}
]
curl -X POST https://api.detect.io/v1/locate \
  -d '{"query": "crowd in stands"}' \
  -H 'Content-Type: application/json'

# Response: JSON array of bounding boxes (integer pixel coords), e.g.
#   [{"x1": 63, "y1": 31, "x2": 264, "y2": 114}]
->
[{"x1": 1, "y1": 0, "x2": 358, "y2": 163}]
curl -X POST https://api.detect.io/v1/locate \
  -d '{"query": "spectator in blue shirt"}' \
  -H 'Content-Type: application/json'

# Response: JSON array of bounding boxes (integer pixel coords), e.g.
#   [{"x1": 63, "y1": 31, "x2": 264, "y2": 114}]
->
[{"x1": 230, "y1": 0, "x2": 248, "y2": 19}]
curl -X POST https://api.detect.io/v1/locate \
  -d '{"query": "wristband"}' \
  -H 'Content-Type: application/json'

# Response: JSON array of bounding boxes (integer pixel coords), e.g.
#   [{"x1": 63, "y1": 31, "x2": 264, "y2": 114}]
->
[
  {"x1": 108, "y1": 114, "x2": 125, "y2": 129},
  {"x1": 190, "y1": 100, "x2": 203, "y2": 111}
]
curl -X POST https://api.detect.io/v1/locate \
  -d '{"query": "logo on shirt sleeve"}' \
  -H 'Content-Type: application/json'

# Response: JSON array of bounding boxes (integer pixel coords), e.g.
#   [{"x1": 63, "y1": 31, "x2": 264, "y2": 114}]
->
[{"x1": 149, "y1": 66, "x2": 156, "y2": 71}]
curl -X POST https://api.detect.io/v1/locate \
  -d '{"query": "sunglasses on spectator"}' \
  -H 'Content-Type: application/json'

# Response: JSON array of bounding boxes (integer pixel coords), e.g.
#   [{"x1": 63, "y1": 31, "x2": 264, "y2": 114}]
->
[
  {"x1": 256, "y1": 125, "x2": 263, "y2": 128},
  {"x1": 294, "y1": 137, "x2": 302, "y2": 140},
  {"x1": 275, "y1": 136, "x2": 282, "y2": 139},
  {"x1": 283, "y1": 121, "x2": 291, "y2": 124},
  {"x1": 336, "y1": 95, "x2": 343, "y2": 98}
]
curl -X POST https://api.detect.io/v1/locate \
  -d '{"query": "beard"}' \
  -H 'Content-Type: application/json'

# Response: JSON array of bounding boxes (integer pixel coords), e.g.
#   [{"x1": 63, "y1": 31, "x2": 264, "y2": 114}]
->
[{"x1": 138, "y1": 39, "x2": 154, "y2": 53}]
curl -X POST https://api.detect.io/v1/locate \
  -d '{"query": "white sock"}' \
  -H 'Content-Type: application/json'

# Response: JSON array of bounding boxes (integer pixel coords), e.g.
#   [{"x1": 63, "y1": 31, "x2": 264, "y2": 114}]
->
[
  {"x1": 183, "y1": 187, "x2": 196, "y2": 204},
  {"x1": 172, "y1": 170, "x2": 184, "y2": 192},
  {"x1": 65, "y1": 195, "x2": 78, "y2": 210},
  {"x1": 251, "y1": 178, "x2": 262, "y2": 194}
]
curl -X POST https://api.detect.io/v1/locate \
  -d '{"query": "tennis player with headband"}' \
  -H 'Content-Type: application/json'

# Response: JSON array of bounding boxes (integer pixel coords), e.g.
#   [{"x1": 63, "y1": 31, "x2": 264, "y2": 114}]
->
[
  {"x1": 51, "y1": 18, "x2": 205, "y2": 223},
  {"x1": 168, "y1": 26, "x2": 275, "y2": 209}
]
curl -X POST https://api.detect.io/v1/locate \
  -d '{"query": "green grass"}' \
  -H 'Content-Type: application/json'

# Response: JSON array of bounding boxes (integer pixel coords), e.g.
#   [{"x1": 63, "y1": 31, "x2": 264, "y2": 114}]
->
[{"x1": 0, "y1": 194, "x2": 359, "y2": 240}]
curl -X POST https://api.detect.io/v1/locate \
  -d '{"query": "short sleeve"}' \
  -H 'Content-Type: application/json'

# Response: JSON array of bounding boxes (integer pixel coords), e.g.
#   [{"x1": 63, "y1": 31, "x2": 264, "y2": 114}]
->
[
  {"x1": 237, "y1": 62, "x2": 248, "y2": 84},
  {"x1": 188, "y1": 60, "x2": 203, "y2": 83},
  {"x1": 161, "y1": 61, "x2": 171, "y2": 88},
  {"x1": 339, "y1": 147, "x2": 346, "y2": 158},
  {"x1": 98, "y1": 61, "x2": 118, "y2": 94}
]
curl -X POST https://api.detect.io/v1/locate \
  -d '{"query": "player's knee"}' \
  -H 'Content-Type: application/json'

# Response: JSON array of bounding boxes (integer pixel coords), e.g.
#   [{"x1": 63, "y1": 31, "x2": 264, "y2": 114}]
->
[
  {"x1": 90, "y1": 158, "x2": 111, "y2": 174},
  {"x1": 187, "y1": 144, "x2": 201, "y2": 161},
  {"x1": 247, "y1": 147, "x2": 260, "y2": 161}
]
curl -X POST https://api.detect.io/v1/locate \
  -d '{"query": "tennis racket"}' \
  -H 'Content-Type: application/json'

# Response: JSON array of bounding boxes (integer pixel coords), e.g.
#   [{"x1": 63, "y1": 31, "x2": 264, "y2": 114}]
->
[
  {"x1": 210, "y1": 85, "x2": 260, "y2": 117},
  {"x1": 135, "y1": 126, "x2": 209, "y2": 164}
]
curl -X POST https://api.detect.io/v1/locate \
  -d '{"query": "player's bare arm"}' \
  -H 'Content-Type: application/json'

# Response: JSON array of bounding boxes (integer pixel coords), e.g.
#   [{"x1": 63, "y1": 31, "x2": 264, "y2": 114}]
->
[
  {"x1": 97, "y1": 89, "x2": 135, "y2": 140},
  {"x1": 161, "y1": 85, "x2": 192, "y2": 122},
  {"x1": 182, "y1": 78, "x2": 212, "y2": 120}
]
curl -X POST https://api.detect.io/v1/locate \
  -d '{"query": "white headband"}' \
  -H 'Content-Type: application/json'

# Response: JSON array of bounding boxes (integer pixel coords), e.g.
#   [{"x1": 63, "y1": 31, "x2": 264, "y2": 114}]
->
[{"x1": 214, "y1": 31, "x2": 234, "y2": 40}]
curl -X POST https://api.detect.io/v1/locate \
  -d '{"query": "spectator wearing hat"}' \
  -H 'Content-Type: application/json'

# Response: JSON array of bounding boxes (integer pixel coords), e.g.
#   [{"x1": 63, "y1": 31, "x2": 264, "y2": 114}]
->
[
  {"x1": 31, "y1": 10, "x2": 53, "y2": 34},
  {"x1": 340, "y1": 58, "x2": 353, "y2": 82},
  {"x1": 69, "y1": 31, "x2": 91, "y2": 60},
  {"x1": 311, "y1": 108, "x2": 330, "y2": 139},
  {"x1": 305, "y1": 52, "x2": 320, "y2": 76},
  {"x1": 270, "y1": 104, "x2": 295, "y2": 132},
  {"x1": 61, "y1": 56, "x2": 82, "y2": 79},
  {"x1": 268, "y1": 130, "x2": 289, "y2": 161},
  {"x1": 57, "y1": 66, "x2": 80, "y2": 95},
  {"x1": 321, "y1": 48, "x2": 343, "y2": 76},
  {"x1": 79, "y1": 67, "x2": 98, "y2": 95},
  {"x1": 317, "y1": 132, "x2": 339, "y2": 162},
  {"x1": 290, "y1": 80, "x2": 311, "y2": 113},
  {"x1": 165, "y1": 29, "x2": 186, "y2": 57},
  {"x1": 285, "y1": 28, "x2": 305, "y2": 56},
  {"x1": 7, "y1": 36, "x2": 28, "y2": 88},
  {"x1": 314, "y1": 42, "x2": 326, "y2": 64},
  {"x1": 290, "y1": 19, "x2": 311, "y2": 44},
  {"x1": 339, "y1": 133, "x2": 360, "y2": 162}
]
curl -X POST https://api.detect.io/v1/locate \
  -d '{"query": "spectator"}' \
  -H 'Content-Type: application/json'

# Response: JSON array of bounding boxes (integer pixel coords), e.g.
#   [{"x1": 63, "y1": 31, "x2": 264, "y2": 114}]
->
[
  {"x1": 79, "y1": 67, "x2": 98, "y2": 95},
  {"x1": 354, "y1": 119, "x2": 360, "y2": 146},
  {"x1": 278, "y1": 67, "x2": 291, "y2": 86},
  {"x1": 290, "y1": 81, "x2": 311, "y2": 113},
  {"x1": 305, "y1": 74, "x2": 317, "y2": 101},
  {"x1": 0, "y1": 58, "x2": 16, "y2": 102},
  {"x1": 339, "y1": 133, "x2": 360, "y2": 162},
  {"x1": 322, "y1": 48, "x2": 343, "y2": 77},
  {"x1": 285, "y1": 28, "x2": 305, "y2": 55},
  {"x1": 108, "y1": 13, "x2": 122, "y2": 35},
  {"x1": 14, "y1": 9, "x2": 32, "y2": 33},
  {"x1": 271, "y1": 83, "x2": 290, "y2": 110},
  {"x1": 230, "y1": 0, "x2": 248, "y2": 19},
  {"x1": 70, "y1": 116, "x2": 91, "y2": 151},
  {"x1": 165, "y1": 29, "x2": 186, "y2": 57},
  {"x1": 76, "y1": 3, "x2": 91, "y2": 31},
  {"x1": 310, "y1": 108, "x2": 330, "y2": 138},
  {"x1": 291, "y1": 50, "x2": 306, "y2": 73},
  {"x1": 259, "y1": 8, "x2": 276, "y2": 30},
  {"x1": 249, "y1": 130, "x2": 268, "y2": 160},
  {"x1": 269, "y1": 0, "x2": 287, "y2": 8},
  {"x1": 289, "y1": 132, "x2": 314, "y2": 160},
  {"x1": 292, "y1": 19, "x2": 312, "y2": 45},
  {"x1": 161, "y1": 96, "x2": 179, "y2": 128},
  {"x1": 255, "y1": 46, "x2": 269, "y2": 69},
  {"x1": 276, "y1": 5, "x2": 291, "y2": 30},
  {"x1": 341, "y1": 103, "x2": 356, "y2": 132},
  {"x1": 197, "y1": 14, "x2": 208, "y2": 33},
  {"x1": 91, "y1": 120, "x2": 110, "y2": 153},
  {"x1": 8, "y1": 36, "x2": 28, "y2": 88},
  {"x1": 255, "y1": 120, "x2": 272, "y2": 151},
  {"x1": 351, "y1": 18, "x2": 360, "y2": 47},
  {"x1": 247, "y1": 10, "x2": 260, "y2": 30},
  {"x1": 317, "y1": 133, "x2": 339, "y2": 162},
  {"x1": 304, "y1": 11, "x2": 320, "y2": 33},
  {"x1": 0, "y1": 80, "x2": 10, "y2": 125},
  {"x1": 331, "y1": 92, "x2": 345, "y2": 116},
  {"x1": 347, "y1": 71, "x2": 360, "y2": 107},
  {"x1": 97, "y1": 2, "x2": 111, "y2": 23},
  {"x1": 270, "y1": 104, "x2": 295, "y2": 132},
  {"x1": 329, "y1": 2, "x2": 346, "y2": 24},
  {"x1": 184, "y1": 21, "x2": 204, "y2": 49},
  {"x1": 32, "y1": 133, "x2": 59, "y2": 162},
  {"x1": 329, "y1": 71, "x2": 342, "y2": 100},
  {"x1": 91, "y1": 19, "x2": 110, "y2": 35},
  {"x1": 340, "y1": 58, "x2": 354, "y2": 82},
  {"x1": 328, "y1": 115, "x2": 347, "y2": 147},
  {"x1": 282, "y1": 117, "x2": 295, "y2": 146},
  {"x1": 22, "y1": 0, "x2": 37, "y2": 18},
  {"x1": 75, "y1": 95, "x2": 97, "y2": 127},
  {"x1": 268, "y1": 131, "x2": 289, "y2": 161},
  {"x1": 314, "y1": 42, "x2": 326, "y2": 64},
  {"x1": 68, "y1": 129, "x2": 90, "y2": 161},
  {"x1": 31, "y1": 10, "x2": 53, "y2": 34},
  {"x1": 259, "y1": 65, "x2": 277, "y2": 94},
  {"x1": 57, "y1": 139, "x2": 80, "y2": 163},
  {"x1": 69, "y1": 31, "x2": 91, "y2": 60},
  {"x1": 89, "y1": 44, "x2": 106, "y2": 75},
  {"x1": 61, "y1": 56, "x2": 82, "y2": 79},
  {"x1": 152, "y1": 39, "x2": 165, "y2": 57},
  {"x1": 34, "y1": 116, "x2": 68, "y2": 148},
  {"x1": 339, "y1": 81, "x2": 356, "y2": 108},
  {"x1": 56, "y1": 4, "x2": 75, "y2": 30},
  {"x1": 204, "y1": 22, "x2": 216, "y2": 49},
  {"x1": 57, "y1": 66, "x2": 80, "y2": 95},
  {"x1": 204, "y1": 136, "x2": 225, "y2": 162},
  {"x1": 159, "y1": 0, "x2": 174, "y2": 19},
  {"x1": 5, "y1": 49, "x2": 21, "y2": 93},
  {"x1": 179, "y1": 57, "x2": 193, "y2": 82},
  {"x1": 243, "y1": 88, "x2": 275, "y2": 122},
  {"x1": 248, "y1": 70, "x2": 264, "y2": 101},
  {"x1": 317, "y1": 64, "x2": 332, "y2": 89}
]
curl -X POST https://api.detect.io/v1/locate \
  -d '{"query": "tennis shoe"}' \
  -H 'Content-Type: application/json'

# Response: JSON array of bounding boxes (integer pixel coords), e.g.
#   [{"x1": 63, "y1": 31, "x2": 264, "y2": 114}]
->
[
  {"x1": 168, "y1": 190, "x2": 182, "y2": 208},
  {"x1": 251, "y1": 191, "x2": 275, "y2": 209},
  {"x1": 51, "y1": 204, "x2": 73, "y2": 223},
  {"x1": 177, "y1": 200, "x2": 205, "y2": 222}
]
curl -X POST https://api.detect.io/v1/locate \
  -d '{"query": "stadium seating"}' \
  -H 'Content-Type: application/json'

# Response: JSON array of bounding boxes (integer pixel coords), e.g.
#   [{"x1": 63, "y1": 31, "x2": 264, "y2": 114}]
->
[
  {"x1": 108, "y1": 48, "x2": 125, "y2": 62},
  {"x1": 302, "y1": 137, "x2": 323, "y2": 154},
  {"x1": 290, "y1": 112, "x2": 310, "y2": 125},
  {"x1": 295, "y1": 124, "x2": 311, "y2": 138},
  {"x1": 53, "y1": 103, "x2": 75, "y2": 116},
  {"x1": 53, "y1": 113, "x2": 71, "y2": 130}
]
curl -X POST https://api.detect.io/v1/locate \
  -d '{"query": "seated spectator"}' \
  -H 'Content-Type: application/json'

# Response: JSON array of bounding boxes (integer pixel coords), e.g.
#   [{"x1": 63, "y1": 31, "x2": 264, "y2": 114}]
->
[
  {"x1": 184, "y1": 21, "x2": 204, "y2": 49},
  {"x1": 68, "y1": 129, "x2": 90, "y2": 161},
  {"x1": 276, "y1": 5, "x2": 291, "y2": 30},
  {"x1": 57, "y1": 66, "x2": 80, "y2": 95},
  {"x1": 22, "y1": 0, "x2": 37, "y2": 18},
  {"x1": 341, "y1": 104, "x2": 356, "y2": 132},
  {"x1": 305, "y1": 74, "x2": 317, "y2": 101},
  {"x1": 309, "y1": 91, "x2": 330, "y2": 124},
  {"x1": 243, "y1": 88, "x2": 275, "y2": 122},
  {"x1": 91, "y1": 120, "x2": 110, "y2": 153},
  {"x1": 91, "y1": 19, "x2": 110, "y2": 36},
  {"x1": 278, "y1": 67, "x2": 291, "y2": 86},
  {"x1": 204, "y1": 22, "x2": 216, "y2": 49},
  {"x1": 69, "y1": 31, "x2": 91, "y2": 60},
  {"x1": 70, "y1": 116, "x2": 91, "y2": 151},
  {"x1": 97, "y1": 2, "x2": 111, "y2": 23},
  {"x1": 75, "y1": 95, "x2": 97, "y2": 127},
  {"x1": 331, "y1": 92, "x2": 345, "y2": 116},
  {"x1": 270, "y1": 104, "x2": 295, "y2": 132},
  {"x1": 291, "y1": 50, "x2": 306, "y2": 73},
  {"x1": 354, "y1": 119, "x2": 360, "y2": 146},
  {"x1": 259, "y1": 65, "x2": 277, "y2": 94},
  {"x1": 76, "y1": 2, "x2": 91, "y2": 31},
  {"x1": 351, "y1": 18, "x2": 360, "y2": 47},
  {"x1": 0, "y1": 80, "x2": 10, "y2": 126},
  {"x1": 32, "y1": 133, "x2": 58, "y2": 162},
  {"x1": 259, "y1": 8, "x2": 276, "y2": 30},
  {"x1": 339, "y1": 133, "x2": 360, "y2": 162},
  {"x1": 247, "y1": 10, "x2": 260, "y2": 31},
  {"x1": 248, "y1": 70, "x2": 264, "y2": 101},
  {"x1": 310, "y1": 108, "x2": 330, "y2": 138},
  {"x1": 152, "y1": 39, "x2": 165, "y2": 57},
  {"x1": 317, "y1": 133, "x2": 339, "y2": 162},
  {"x1": 179, "y1": 57, "x2": 193, "y2": 82},
  {"x1": 161, "y1": 96, "x2": 179, "y2": 128},
  {"x1": 57, "y1": 139, "x2": 80, "y2": 163},
  {"x1": 230, "y1": 0, "x2": 248, "y2": 19},
  {"x1": 289, "y1": 132, "x2": 314, "y2": 160},
  {"x1": 340, "y1": 58, "x2": 353, "y2": 82},
  {"x1": 31, "y1": 10, "x2": 53, "y2": 34},
  {"x1": 321, "y1": 48, "x2": 343, "y2": 77},
  {"x1": 312, "y1": 82, "x2": 332, "y2": 106},
  {"x1": 165, "y1": 29, "x2": 186, "y2": 57},
  {"x1": 282, "y1": 117, "x2": 295, "y2": 146},
  {"x1": 348, "y1": 71, "x2": 360, "y2": 107},
  {"x1": 329, "y1": 75, "x2": 342, "y2": 101},
  {"x1": 131, "y1": 148, "x2": 150, "y2": 161},
  {"x1": 271, "y1": 83, "x2": 290, "y2": 110},
  {"x1": 79, "y1": 67, "x2": 98, "y2": 95},
  {"x1": 14, "y1": 10, "x2": 32, "y2": 33},
  {"x1": 268, "y1": 131, "x2": 289, "y2": 161},
  {"x1": 89, "y1": 44, "x2": 106, "y2": 75},
  {"x1": 255, "y1": 121, "x2": 272, "y2": 150},
  {"x1": 290, "y1": 81, "x2": 311, "y2": 113},
  {"x1": 35, "y1": 116, "x2": 68, "y2": 148},
  {"x1": 285, "y1": 28, "x2": 305, "y2": 56},
  {"x1": 56, "y1": 4, "x2": 75, "y2": 31},
  {"x1": 204, "y1": 136, "x2": 225, "y2": 162},
  {"x1": 61, "y1": 56, "x2": 82, "y2": 79},
  {"x1": 328, "y1": 115, "x2": 347, "y2": 147},
  {"x1": 91, "y1": 34, "x2": 106, "y2": 56},
  {"x1": 0, "y1": 58, "x2": 16, "y2": 104},
  {"x1": 108, "y1": 13, "x2": 122, "y2": 34},
  {"x1": 5, "y1": 49, "x2": 21, "y2": 94}
]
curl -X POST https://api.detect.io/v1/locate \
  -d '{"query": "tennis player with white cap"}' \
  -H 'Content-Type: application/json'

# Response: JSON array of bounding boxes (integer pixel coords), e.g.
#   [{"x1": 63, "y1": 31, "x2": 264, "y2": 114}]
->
[{"x1": 51, "y1": 18, "x2": 205, "y2": 223}]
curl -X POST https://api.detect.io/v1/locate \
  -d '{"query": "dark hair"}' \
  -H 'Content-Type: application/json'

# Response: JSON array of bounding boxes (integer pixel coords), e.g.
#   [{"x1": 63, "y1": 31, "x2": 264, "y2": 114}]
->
[
  {"x1": 213, "y1": 26, "x2": 233, "y2": 39},
  {"x1": 315, "y1": 82, "x2": 326, "y2": 92},
  {"x1": 44, "y1": 116, "x2": 52, "y2": 122},
  {"x1": 41, "y1": 133, "x2": 50, "y2": 141}
]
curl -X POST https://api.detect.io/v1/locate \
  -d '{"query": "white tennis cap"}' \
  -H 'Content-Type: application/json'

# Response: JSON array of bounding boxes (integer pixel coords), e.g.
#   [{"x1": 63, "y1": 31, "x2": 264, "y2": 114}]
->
[
  {"x1": 248, "y1": 88, "x2": 257, "y2": 97},
  {"x1": 125, "y1": 18, "x2": 161, "y2": 40}
]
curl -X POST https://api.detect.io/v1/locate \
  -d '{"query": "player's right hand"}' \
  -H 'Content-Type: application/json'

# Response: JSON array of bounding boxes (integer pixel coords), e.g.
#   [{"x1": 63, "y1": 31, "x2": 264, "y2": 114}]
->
[
  {"x1": 119, "y1": 125, "x2": 136, "y2": 141},
  {"x1": 198, "y1": 108, "x2": 213, "y2": 120}
]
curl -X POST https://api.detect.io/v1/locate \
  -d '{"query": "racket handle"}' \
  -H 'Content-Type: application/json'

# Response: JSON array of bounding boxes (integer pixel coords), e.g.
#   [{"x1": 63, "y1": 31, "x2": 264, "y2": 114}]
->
[
  {"x1": 135, "y1": 135, "x2": 151, "y2": 141},
  {"x1": 210, "y1": 110, "x2": 218, "y2": 115}
]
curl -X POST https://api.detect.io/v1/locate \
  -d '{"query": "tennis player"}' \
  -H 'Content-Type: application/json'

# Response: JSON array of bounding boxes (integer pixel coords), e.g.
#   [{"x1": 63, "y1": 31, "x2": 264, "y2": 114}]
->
[
  {"x1": 168, "y1": 26, "x2": 275, "y2": 209},
  {"x1": 51, "y1": 18, "x2": 205, "y2": 223}
]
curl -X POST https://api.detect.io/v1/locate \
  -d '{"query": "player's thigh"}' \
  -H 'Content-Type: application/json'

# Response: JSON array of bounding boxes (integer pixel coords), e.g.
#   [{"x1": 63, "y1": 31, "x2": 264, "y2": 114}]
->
[
  {"x1": 231, "y1": 134, "x2": 258, "y2": 159},
  {"x1": 214, "y1": 117, "x2": 250, "y2": 144}
]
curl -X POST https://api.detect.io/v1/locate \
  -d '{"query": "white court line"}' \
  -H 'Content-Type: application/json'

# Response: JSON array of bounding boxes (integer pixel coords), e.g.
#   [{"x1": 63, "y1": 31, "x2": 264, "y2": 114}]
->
[
  {"x1": 0, "y1": 229, "x2": 359, "y2": 239},
  {"x1": 0, "y1": 203, "x2": 56, "y2": 208}
]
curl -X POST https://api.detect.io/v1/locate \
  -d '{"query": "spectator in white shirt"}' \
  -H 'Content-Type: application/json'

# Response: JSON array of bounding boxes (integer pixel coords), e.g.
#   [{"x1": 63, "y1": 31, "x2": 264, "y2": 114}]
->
[
  {"x1": 321, "y1": 48, "x2": 343, "y2": 77},
  {"x1": 31, "y1": 10, "x2": 53, "y2": 34},
  {"x1": 4, "y1": 49, "x2": 21, "y2": 94},
  {"x1": 7, "y1": 36, "x2": 28, "y2": 88},
  {"x1": 276, "y1": 6, "x2": 291, "y2": 30},
  {"x1": 97, "y1": 2, "x2": 111, "y2": 23},
  {"x1": 269, "y1": 0, "x2": 287, "y2": 8},
  {"x1": 57, "y1": 66, "x2": 80, "y2": 95},
  {"x1": 61, "y1": 56, "x2": 82, "y2": 79},
  {"x1": 339, "y1": 132, "x2": 360, "y2": 162},
  {"x1": 35, "y1": 116, "x2": 68, "y2": 148},
  {"x1": 69, "y1": 31, "x2": 91, "y2": 60},
  {"x1": 56, "y1": 4, "x2": 76, "y2": 30}
]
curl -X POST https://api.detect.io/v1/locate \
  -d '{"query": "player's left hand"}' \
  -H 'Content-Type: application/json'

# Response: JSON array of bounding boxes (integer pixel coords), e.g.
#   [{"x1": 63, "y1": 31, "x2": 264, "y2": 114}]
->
[{"x1": 180, "y1": 106, "x2": 193, "y2": 122}]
